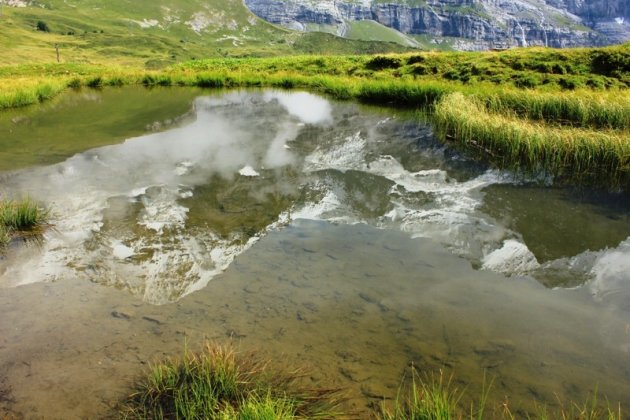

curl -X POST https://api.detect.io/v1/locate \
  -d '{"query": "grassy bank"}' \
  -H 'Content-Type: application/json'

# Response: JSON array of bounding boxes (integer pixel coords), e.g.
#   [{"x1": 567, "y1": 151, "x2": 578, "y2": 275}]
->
[
  {"x1": 0, "y1": 198, "x2": 48, "y2": 248},
  {"x1": 0, "y1": 45, "x2": 629, "y2": 188},
  {"x1": 434, "y1": 92, "x2": 630, "y2": 187}
]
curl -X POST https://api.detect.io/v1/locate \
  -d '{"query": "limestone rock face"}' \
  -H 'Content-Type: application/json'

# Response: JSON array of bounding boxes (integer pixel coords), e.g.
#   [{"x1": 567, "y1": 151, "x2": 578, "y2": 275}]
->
[{"x1": 244, "y1": 0, "x2": 630, "y2": 49}]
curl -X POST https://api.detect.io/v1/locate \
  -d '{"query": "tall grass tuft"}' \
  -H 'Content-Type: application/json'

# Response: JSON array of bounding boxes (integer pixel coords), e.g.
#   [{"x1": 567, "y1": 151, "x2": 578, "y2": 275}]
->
[
  {"x1": 0, "y1": 198, "x2": 48, "y2": 249},
  {"x1": 356, "y1": 80, "x2": 452, "y2": 108},
  {"x1": 533, "y1": 387, "x2": 622, "y2": 420},
  {"x1": 0, "y1": 225, "x2": 9, "y2": 248},
  {"x1": 478, "y1": 90, "x2": 630, "y2": 130},
  {"x1": 0, "y1": 198, "x2": 48, "y2": 231},
  {"x1": 121, "y1": 343, "x2": 343, "y2": 419},
  {"x1": 380, "y1": 368, "x2": 463, "y2": 420},
  {"x1": 220, "y1": 392, "x2": 297, "y2": 420},
  {"x1": 380, "y1": 369, "x2": 622, "y2": 420},
  {"x1": 0, "y1": 79, "x2": 66, "y2": 109},
  {"x1": 557, "y1": 388, "x2": 622, "y2": 420},
  {"x1": 434, "y1": 92, "x2": 630, "y2": 188}
]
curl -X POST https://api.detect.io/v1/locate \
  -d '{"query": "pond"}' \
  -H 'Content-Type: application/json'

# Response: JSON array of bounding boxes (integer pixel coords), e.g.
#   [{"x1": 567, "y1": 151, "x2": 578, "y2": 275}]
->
[{"x1": 1, "y1": 87, "x2": 629, "y2": 417}]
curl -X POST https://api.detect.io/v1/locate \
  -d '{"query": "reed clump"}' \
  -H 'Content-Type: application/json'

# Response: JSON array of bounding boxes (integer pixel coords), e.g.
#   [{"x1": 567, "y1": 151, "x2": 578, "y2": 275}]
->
[
  {"x1": 434, "y1": 92, "x2": 630, "y2": 187},
  {"x1": 478, "y1": 89, "x2": 630, "y2": 130},
  {"x1": 355, "y1": 79, "x2": 452, "y2": 108},
  {"x1": 121, "y1": 343, "x2": 343, "y2": 419},
  {"x1": 0, "y1": 198, "x2": 47, "y2": 230},
  {"x1": 0, "y1": 198, "x2": 49, "y2": 248},
  {"x1": 0, "y1": 78, "x2": 67, "y2": 109},
  {"x1": 380, "y1": 369, "x2": 466, "y2": 420},
  {"x1": 0, "y1": 225, "x2": 9, "y2": 248}
]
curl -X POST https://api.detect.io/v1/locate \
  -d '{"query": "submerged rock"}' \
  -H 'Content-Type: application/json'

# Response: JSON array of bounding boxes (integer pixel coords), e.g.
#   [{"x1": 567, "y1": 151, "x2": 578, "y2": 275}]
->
[{"x1": 482, "y1": 239, "x2": 540, "y2": 276}]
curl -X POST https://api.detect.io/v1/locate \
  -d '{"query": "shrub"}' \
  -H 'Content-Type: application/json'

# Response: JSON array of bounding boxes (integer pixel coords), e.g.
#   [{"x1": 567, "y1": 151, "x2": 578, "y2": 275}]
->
[
  {"x1": 407, "y1": 55, "x2": 426, "y2": 65},
  {"x1": 591, "y1": 49, "x2": 630, "y2": 76},
  {"x1": 558, "y1": 77, "x2": 585, "y2": 90},
  {"x1": 67, "y1": 78, "x2": 82, "y2": 89},
  {"x1": 107, "y1": 77, "x2": 125, "y2": 87},
  {"x1": 36, "y1": 20, "x2": 50, "y2": 32},
  {"x1": 141, "y1": 74, "x2": 157, "y2": 86},
  {"x1": 586, "y1": 77, "x2": 605, "y2": 89},
  {"x1": 443, "y1": 69, "x2": 461, "y2": 81},
  {"x1": 513, "y1": 73, "x2": 541, "y2": 88},
  {"x1": 366, "y1": 56, "x2": 402, "y2": 70},
  {"x1": 535, "y1": 62, "x2": 554, "y2": 73},
  {"x1": 411, "y1": 64, "x2": 430, "y2": 75},
  {"x1": 552, "y1": 63, "x2": 567, "y2": 74},
  {"x1": 195, "y1": 74, "x2": 225, "y2": 88},
  {"x1": 86, "y1": 77, "x2": 103, "y2": 88}
]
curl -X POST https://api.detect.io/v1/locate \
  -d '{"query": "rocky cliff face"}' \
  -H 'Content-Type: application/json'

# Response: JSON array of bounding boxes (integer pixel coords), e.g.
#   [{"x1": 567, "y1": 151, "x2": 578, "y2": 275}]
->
[{"x1": 244, "y1": 0, "x2": 630, "y2": 49}]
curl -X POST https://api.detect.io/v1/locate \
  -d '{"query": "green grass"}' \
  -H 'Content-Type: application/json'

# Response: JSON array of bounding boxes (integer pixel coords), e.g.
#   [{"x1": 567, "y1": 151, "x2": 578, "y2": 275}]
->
[
  {"x1": 0, "y1": 198, "x2": 49, "y2": 248},
  {"x1": 379, "y1": 367, "x2": 621, "y2": 420},
  {"x1": 0, "y1": 78, "x2": 68, "y2": 109},
  {"x1": 0, "y1": 225, "x2": 9, "y2": 248},
  {"x1": 477, "y1": 89, "x2": 630, "y2": 130},
  {"x1": 121, "y1": 343, "x2": 343, "y2": 419},
  {"x1": 434, "y1": 92, "x2": 630, "y2": 187},
  {"x1": 0, "y1": 198, "x2": 48, "y2": 231},
  {"x1": 380, "y1": 369, "x2": 464, "y2": 420}
]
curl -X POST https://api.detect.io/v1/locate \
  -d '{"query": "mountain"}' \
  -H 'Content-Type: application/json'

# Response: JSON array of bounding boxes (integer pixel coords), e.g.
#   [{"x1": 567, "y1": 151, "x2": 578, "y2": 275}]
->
[
  {"x1": 0, "y1": 0, "x2": 412, "y2": 66},
  {"x1": 244, "y1": 0, "x2": 630, "y2": 50},
  {"x1": 2, "y1": 0, "x2": 627, "y2": 66}
]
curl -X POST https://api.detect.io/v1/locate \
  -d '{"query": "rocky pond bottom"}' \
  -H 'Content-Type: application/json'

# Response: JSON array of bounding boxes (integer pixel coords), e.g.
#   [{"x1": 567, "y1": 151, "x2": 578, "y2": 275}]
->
[
  {"x1": 1, "y1": 221, "x2": 630, "y2": 417},
  {"x1": 1, "y1": 88, "x2": 630, "y2": 417}
]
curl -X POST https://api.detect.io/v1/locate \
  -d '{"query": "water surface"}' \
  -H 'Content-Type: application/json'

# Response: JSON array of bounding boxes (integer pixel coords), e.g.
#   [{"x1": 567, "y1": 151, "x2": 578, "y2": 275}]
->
[{"x1": 1, "y1": 88, "x2": 629, "y2": 417}]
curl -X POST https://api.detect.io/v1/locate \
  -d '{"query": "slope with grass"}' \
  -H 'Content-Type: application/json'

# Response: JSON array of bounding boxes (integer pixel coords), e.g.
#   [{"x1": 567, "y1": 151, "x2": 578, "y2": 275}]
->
[
  {"x1": 0, "y1": 0, "x2": 412, "y2": 67},
  {"x1": 345, "y1": 19, "x2": 419, "y2": 47},
  {"x1": 0, "y1": 0, "x2": 288, "y2": 65}
]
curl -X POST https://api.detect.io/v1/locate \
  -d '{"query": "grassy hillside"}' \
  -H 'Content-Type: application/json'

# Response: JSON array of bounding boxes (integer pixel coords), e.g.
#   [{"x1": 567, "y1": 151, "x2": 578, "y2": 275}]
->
[
  {"x1": 346, "y1": 20, "x2": 420, "y2": 47},
  {"x1": 0, "y1": 0, "x2": 412, "y2": 67}
]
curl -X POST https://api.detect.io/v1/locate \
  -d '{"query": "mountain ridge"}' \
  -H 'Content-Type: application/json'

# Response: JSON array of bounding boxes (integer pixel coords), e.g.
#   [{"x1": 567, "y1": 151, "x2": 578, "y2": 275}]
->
[{"x1": 244, "y1": 0, "x2": 630, "y2": 50}]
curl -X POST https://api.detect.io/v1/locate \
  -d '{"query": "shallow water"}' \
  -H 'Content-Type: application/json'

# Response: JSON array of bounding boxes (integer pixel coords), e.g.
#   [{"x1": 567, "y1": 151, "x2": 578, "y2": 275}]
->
[
  {"x1": 0, "y1": 86, "x2": 202, "y2": 171},
  {"x1": 1, "y1": 88, "x2": 630, "y2": 417}
]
